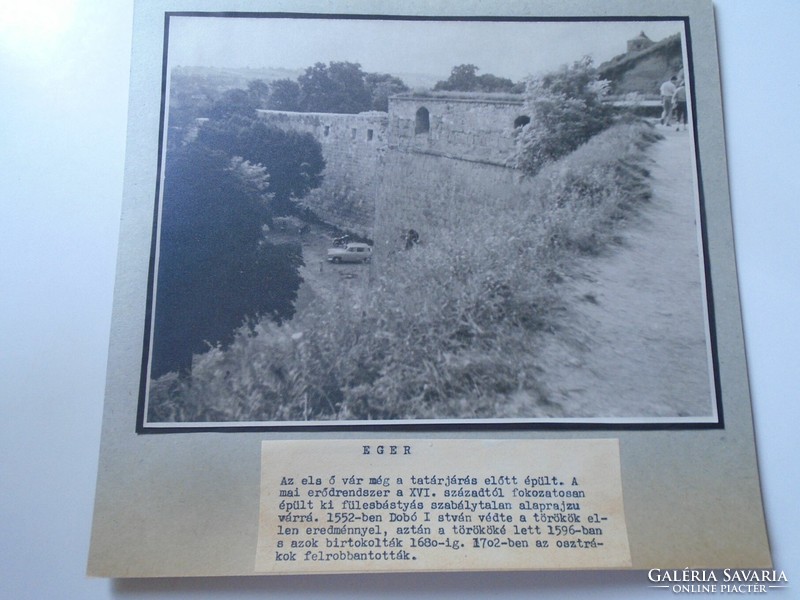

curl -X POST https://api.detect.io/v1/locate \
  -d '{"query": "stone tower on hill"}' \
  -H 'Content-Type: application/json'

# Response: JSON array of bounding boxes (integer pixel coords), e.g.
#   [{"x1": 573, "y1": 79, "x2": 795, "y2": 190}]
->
[
  {"x1": 627, "y1": 31, "x2": 654, "y2": 53},
  {"x1": 598, "y1": 32, "x2": 683, "y2": 96}
]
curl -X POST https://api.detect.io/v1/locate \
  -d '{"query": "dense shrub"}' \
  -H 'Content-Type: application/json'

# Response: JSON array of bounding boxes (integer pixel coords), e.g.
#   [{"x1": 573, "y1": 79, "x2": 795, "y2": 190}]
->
[
  {"x1": 195, "y1": 114, "x2": 325, "y2": 217},
  {"x1": 148, "y1": 120, "x2": 661, "y2": 421},
  {"x1": 151, "y1": 145, "x2": 306, "y2": 378},
  {"x1": 150, "y1": 107, "x2": 324, "y2": 378},
  {"x1": 514, "y1": 57, "x2": 614, "y2": 175}
]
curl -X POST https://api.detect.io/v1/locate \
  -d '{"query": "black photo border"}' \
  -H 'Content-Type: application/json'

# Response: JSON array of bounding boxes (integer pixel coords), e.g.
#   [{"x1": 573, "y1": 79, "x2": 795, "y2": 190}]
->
[{"x1": 135, "y1": 12, "x2": 723, "y2": 434}]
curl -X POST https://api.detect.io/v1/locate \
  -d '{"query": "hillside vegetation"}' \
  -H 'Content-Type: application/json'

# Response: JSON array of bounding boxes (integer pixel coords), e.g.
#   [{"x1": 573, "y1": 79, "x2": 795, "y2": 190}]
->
[{"x1": 148, "y1": 119, "x2": 661, "y2": 422}]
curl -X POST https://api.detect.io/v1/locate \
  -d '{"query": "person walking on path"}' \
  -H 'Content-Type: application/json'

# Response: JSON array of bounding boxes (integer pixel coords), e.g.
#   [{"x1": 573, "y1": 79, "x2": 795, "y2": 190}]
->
[
  {"x1": 660, "y1": 76, "x2": 678, "y2": 126},
  {"x1": 673, "y1": 83, "x2": 688, "y2": 131}
]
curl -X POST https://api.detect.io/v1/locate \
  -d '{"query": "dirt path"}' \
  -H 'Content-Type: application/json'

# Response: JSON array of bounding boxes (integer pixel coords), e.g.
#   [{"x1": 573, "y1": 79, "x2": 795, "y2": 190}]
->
[{"x1": 534, "y1": 126, "x2": 715, "y2": 419}]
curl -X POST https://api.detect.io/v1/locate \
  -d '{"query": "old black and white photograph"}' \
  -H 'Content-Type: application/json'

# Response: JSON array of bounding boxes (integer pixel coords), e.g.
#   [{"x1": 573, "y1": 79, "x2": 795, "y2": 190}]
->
[{"x1": 141, "y1": 14, "x2": 717, "y2": 428}]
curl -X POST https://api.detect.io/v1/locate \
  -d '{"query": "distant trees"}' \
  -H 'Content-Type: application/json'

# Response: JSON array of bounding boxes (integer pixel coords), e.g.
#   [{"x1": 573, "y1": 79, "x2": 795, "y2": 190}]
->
[
  {"x1": 207, "y1": 88, "x2": 259, "y2": 120},
  {"x1": 515, "y1": 57, "x2": 614, "y2": 175},
  {"x1": 246, "y1": 79, "x2": 271, "y2": 108},
  {"x1": 267, "y1": 78, "x2": 302, "y2": 111},
  {"x1": 434, "y1": 64, "x2": 520, "y2": 93},
  {"x1": 365, "y1": 72, "x2": 410, "y2": 111},
  {"x1": 152, "y1": 96, "x2": 324, "y2": 378},
  {"x1": 192, "y1": 80, "x2": 272, "y2": 121},
  {"x1": 166, "y1": 71, "x2": 219, "y2": 132},
  {"x1": 263, "y1": 62, "x2": 409, "y2": 114},
  {"x1": 296, "y1": 61, "x2": 373, "y2": 113},
  {"x1": 169, "y1": 61, "x2": 412, "y2": 119},
  {"x1": 434, "y1": 64, "x2": 479, "y2": 91}
]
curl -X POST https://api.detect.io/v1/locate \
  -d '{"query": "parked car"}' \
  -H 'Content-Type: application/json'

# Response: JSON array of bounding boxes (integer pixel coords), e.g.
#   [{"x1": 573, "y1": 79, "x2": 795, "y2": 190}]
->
[{"x1": 327, "y1": 242, "x2": 372, "y2": 263}]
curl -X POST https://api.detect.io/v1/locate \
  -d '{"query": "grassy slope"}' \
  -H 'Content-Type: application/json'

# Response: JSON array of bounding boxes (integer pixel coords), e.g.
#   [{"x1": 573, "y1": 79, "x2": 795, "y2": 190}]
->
[{"x1": 148, "y1": 120, "x2": 661, "y2": 422}]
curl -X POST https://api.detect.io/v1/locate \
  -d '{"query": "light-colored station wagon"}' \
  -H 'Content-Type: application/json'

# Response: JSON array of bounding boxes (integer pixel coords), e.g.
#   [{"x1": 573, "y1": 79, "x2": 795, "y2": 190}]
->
[{"x1": 327, "y1": 242, "x2": 372, "y2": 263}]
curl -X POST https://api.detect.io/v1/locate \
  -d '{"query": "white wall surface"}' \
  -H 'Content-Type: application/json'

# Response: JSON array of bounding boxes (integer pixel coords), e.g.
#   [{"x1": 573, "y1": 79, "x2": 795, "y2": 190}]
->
[{"x1": 0, "y1": 1, "x2": 797, "y2": 597}]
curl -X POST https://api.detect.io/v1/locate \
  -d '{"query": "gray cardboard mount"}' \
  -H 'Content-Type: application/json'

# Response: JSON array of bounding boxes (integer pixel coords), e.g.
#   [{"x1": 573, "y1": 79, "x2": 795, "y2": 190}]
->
[{"x1": 88, "y1": 0, "x2": 770, "y2": 577}]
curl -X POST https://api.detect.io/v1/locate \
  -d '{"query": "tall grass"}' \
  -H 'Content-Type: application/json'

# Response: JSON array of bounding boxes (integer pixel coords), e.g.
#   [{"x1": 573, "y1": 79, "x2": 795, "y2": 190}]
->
[{"x1": 148, "y1": 120, "x2": 661, "y2": 422}]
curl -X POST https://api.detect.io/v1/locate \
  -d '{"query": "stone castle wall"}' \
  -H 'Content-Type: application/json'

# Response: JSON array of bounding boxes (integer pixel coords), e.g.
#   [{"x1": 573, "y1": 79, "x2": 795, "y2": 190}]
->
[
  {"x1": 257, "y1": 94, "x2": 530, "y2": 235},
  {"x1": 387, "y1": 95, "x2": 528, "y2": 167},
  {"x1": 373, "y1": 150, "x2": 531, "y2": 258},
  {"x1": 254, "y1": 34, "x2": 682, "y2": 238},
  {"x1": 257, "y1": 109, "x2": 388, "y2": 235}
]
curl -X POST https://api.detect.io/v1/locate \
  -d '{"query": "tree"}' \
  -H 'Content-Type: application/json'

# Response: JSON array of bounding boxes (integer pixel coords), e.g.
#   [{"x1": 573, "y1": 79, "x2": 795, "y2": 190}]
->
[
  {"x1": 434, "y1": 64, "x2": 518, "y2": 93},
  {"x1": 434, "y1": 64, "x2": 480, "y2": 91},
  {"x1": 270, "y1": 63, "x2": 408, "y2": 113},
  {"x1": 167, "y1": 71, "x2": 217, "y2": 130},
  {"x1": 298, "y1": 61, "x2": 372, "y2": 113},
  {"x1": 515, "y1": 57, "x2": 614, "y2": 175},
  {"x1": 475, "y1": 73, "x2": 516, "y2": 93},
  {"x1": 197, "y1": 114, "x2": 324, "y2": 216},
  {"x1": 150, "y1": 115, "x2": 324, "y2": 377},
  {"x1": 365, "y1": 72, "x2": 409, "y2": 111},
  {"x1": 207, "y1": 88, "x2": 259, "y2": 120},
  {"x1": 267, "y1": 78, "x2": 301, "y2": 111},
  {"x1": 246, "y1": 79, "x2": 270, "y2": 108}
]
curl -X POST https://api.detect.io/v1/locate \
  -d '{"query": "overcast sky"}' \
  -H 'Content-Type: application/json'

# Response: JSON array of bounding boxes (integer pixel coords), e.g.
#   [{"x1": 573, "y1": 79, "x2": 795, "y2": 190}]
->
[{"x1": 167, "y1": 16, "x2": 684, "y2": 83}]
